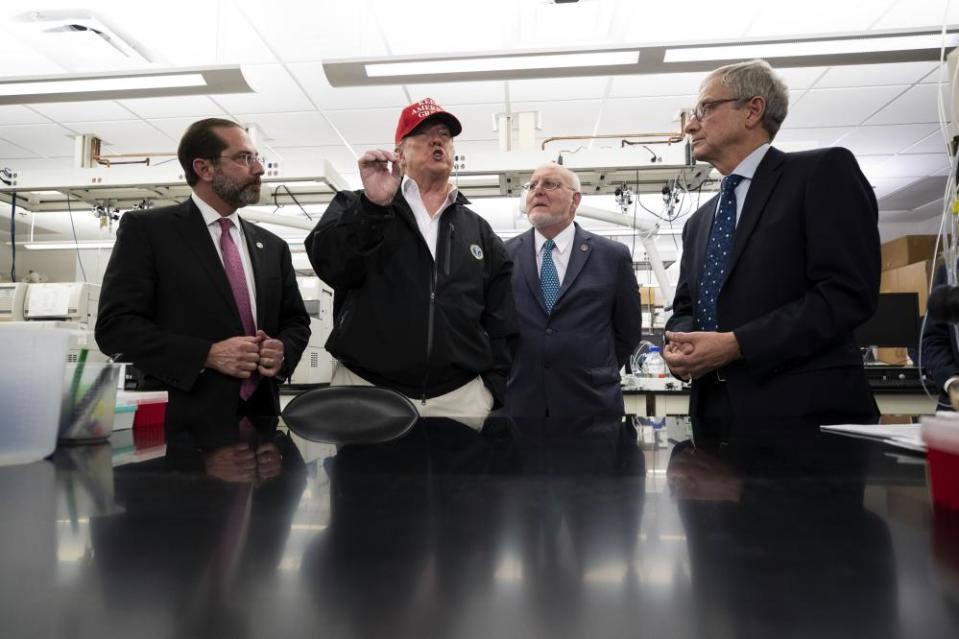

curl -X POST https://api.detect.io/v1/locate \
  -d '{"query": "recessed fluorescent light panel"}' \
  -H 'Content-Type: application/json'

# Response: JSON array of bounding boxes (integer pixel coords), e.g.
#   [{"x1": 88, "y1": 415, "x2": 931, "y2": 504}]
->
[
  {"x1": 22, "y1": 241, "x2": 115, "y2": 250},
  {"x1": 0, "y1": 65, "x2": 251, "y2": 105},
  {"x1": 665, "y1": 31, "x2": 959, "y2": 63},
  {"x1": 326, "y1": 47, "x2": 643, "y2": 85},
  {"x1": 366, "y1": 51, "x2": 639, "y2": 77}
]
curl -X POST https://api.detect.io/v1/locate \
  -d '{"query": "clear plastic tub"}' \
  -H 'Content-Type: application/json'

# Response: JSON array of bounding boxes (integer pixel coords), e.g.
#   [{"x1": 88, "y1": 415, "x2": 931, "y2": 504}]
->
[{"x1": 0, "y1": 329, "x2": 71, "y2": 465}]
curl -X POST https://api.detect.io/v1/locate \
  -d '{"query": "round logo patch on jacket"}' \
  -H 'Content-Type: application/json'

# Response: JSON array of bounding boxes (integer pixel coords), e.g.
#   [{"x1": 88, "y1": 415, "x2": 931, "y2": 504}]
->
[{"x1": 470, "y1": 244, "x2": 484, "y2": 260}]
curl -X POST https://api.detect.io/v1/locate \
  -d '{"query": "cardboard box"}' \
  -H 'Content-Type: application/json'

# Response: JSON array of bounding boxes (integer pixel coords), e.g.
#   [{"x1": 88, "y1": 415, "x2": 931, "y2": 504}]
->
[
  {"x1": 639, "y1": 286, "x2": 663, "y2": 307},
  {"x1": 875, "y1": 347, "x2": 910, "y2": 365},
  {"x1": 881, "y1": 235, "x2": 938, "y2": 271},
  {"x1": 880, "y1": 259, "x2": 933, "y2": 315}
]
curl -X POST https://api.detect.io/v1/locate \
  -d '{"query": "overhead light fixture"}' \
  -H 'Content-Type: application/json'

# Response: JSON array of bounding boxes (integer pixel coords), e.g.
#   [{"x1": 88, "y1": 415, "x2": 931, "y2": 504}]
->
[
  {"x1": 0, "y1": 65, "x2": 252, "y2": 105},
  {"x1": 665, "y1": 31, "x2": 959, "y2": 63},
  {"x1": 20, "y1": 240, "x2": 115, "y2": 250},
  {"x1": 326, "y1": 46, "x2": 643, "y2": 86},
  {"x1": 366, "y1": 51, "x2": 639, "y2": 78},
  {"x1": 325, "y1": 27, "x2": 959, "y2": 86}
]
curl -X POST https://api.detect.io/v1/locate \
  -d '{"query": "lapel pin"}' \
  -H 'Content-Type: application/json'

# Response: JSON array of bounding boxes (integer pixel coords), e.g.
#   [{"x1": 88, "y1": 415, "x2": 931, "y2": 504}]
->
[
  {"x1": 580, "y1": 243, "x2": 589, "y2": 252},
  {"x1": 256, "y1": 242, "x2": 264, "y2": 249}
]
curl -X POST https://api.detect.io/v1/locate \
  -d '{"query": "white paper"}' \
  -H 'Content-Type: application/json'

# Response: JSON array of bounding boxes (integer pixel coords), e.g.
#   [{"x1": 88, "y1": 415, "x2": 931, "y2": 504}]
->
[
  {"x1": 820, "y1": 423, "x2": 925, "y2": 452},
  {"x1": 27, "y1": 284, "x2": 71, "y2": 317}
]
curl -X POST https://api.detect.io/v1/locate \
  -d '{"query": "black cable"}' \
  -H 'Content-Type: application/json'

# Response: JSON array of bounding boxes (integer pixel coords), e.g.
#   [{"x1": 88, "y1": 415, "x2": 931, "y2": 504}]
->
[
  {"x1": 272, "y1": 184, "x2": 313, "y2": 221},
  {"x1": 9, "y1": 191, "x2": 16, "y2": 282},
  {"x1": 65, "y1": 196, "x2": 88, "y2": 282}
]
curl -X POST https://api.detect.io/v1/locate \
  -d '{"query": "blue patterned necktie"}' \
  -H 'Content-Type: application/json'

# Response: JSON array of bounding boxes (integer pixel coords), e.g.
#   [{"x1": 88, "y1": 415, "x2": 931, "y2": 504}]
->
[
  {"x1": 541, "y1": 239, "x2": 560, "y2": 314},
  {"x1": 695, "y1": 174, "x2": 744, "y2": 331}
]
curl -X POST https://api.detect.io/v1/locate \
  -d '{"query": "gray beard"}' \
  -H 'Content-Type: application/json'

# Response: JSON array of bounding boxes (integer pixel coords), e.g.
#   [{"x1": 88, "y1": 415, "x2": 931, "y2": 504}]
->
[{"x1": 213, "y1": 172, "x2": 260, "y2": 209}]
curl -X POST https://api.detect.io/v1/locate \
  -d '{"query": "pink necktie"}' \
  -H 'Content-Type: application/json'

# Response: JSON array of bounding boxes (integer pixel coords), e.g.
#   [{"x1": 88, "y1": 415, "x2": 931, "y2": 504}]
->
[{"x1": 218, "y1": 218, "x2": 258, "y2": 400}]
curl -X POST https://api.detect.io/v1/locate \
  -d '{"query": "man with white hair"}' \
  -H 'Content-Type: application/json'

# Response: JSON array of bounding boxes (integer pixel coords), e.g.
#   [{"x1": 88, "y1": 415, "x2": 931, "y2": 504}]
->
[
  {"x1": 663, "y1": 59, "x2": 881, "y2": 421},
  {"x1": 505, "y1": 162, "x2": 642, "y2": 417}
]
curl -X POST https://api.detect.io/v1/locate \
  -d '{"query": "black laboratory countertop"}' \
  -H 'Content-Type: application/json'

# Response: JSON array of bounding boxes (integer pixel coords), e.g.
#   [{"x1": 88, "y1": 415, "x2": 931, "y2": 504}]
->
[{"x1": 1, "y1": 414, "x2": 957, "y2": 639}]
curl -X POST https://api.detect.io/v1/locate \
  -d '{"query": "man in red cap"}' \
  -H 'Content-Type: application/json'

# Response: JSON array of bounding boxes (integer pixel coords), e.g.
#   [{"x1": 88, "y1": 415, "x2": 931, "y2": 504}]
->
[{"x1": 305, "y1": 98, "x2": 517, "y2": 419}]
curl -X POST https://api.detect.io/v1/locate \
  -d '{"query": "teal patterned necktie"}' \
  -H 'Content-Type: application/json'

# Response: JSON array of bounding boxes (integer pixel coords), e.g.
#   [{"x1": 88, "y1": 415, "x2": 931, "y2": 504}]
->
[
  {"x1": 541, "y1": 239, "x2": 560, "y2": 314},
  {"x1": 695, "y1": 174, "x2": 743, "y2": 331}
]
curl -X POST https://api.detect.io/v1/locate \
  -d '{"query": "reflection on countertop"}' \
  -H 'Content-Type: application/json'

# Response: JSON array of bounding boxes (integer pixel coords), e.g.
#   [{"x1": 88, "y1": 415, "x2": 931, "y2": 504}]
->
[{"x1": 0, "y1": 414, "x2": 956, "y2": 639}]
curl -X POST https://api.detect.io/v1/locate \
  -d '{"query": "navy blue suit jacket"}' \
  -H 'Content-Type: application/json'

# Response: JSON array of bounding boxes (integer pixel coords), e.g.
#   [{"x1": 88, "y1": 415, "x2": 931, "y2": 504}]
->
[
  {"x1": 920, "y1": 264, "x2": 957, "y2": 410},
  {"x1": 505, "y1": 224, "x2": 642, "y2": 417},
  {"x1": 667, "y1": 146, "x2": 880, "y2": 420}
]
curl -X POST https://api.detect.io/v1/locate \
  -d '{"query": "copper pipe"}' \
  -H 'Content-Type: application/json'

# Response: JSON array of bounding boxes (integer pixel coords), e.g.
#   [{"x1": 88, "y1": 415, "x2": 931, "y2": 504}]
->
[
  {"x1": 95, "y1": 151, "x2": 176, "y2": 158},
  {"x1": 541, "y1": 113, "x2": 689, "y2": 150},
  {"x1": 95, "y1": 157, "x2": 151, "y2": 167}
]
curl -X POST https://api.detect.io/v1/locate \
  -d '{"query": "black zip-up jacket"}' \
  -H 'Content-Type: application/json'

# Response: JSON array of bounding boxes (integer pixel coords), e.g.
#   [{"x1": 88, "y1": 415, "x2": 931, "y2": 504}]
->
[{"x1": 304, "y1": 188, "x2": 517, "y2": 406}]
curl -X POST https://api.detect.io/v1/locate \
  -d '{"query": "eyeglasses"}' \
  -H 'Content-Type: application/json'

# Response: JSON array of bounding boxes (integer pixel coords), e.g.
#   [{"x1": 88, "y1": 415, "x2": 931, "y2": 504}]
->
[
  {"x1": 522, "y1": 179, "x2": 576, "y2": 193},
  {"x1": 209, "y1": 152, "x2": 263, "y2": 167},
  {"x1": 688, "y1": 98, "x2": 745, "y2": 121}
]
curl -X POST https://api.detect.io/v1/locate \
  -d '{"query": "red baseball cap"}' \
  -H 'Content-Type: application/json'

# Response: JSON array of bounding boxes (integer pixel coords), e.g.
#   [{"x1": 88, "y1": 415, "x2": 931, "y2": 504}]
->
[{"x1": 394, "y1": 97, "x2": 462, "y2": 145}]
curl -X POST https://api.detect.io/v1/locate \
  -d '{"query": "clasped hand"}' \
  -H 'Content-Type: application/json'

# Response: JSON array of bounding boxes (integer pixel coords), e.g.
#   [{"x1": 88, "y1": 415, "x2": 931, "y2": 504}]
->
[
  {"x1": 204, "y1": 441, "x2": 283, "y2": 483},
  {"x1": 206, "y1": 330, "x2": 285, "y2": 379},
  {"x1": 662, "y1": 330, "x2": 742, "y2": 380}
]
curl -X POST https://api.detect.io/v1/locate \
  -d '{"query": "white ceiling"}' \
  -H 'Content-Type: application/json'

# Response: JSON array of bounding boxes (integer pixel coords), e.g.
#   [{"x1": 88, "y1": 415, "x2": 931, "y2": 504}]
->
[{"x1": 1, "y1": 0, "x2": 958, "y2": 280}]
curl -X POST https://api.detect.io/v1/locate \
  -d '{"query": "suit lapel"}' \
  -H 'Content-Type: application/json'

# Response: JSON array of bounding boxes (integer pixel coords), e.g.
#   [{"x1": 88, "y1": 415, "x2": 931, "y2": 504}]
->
[
  {"x1": 238, "y1": 216, "x2": 265, "y2": 327},
  {"x1": 517, "y1": 229, "x2": 547, "y2": 314},
  {"x1": 726, "y1": 147, "x2": 785, "y2": 279},
  {"x1": 173, "y1": 199, "x2": 242, "y2": 329},
  {"x1": 555, "y1": 224, "x2": 592, "y2": 308}
]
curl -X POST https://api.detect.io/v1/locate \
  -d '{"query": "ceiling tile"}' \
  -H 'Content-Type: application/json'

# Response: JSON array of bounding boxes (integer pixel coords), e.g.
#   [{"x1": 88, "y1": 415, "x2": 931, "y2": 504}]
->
[
  {"x1": 745, "y1": 1, "x2": 879, "y2": 37},
  {"x1": 144, "y1": 117, "x2": 205, "y2": 142},
  {"x1": 322, "y1": 108, "x2": 400, "y2": 147},
  {"x1": 865, "y1": 83, "x2": 952, "y2": 125},
  {"x1": 69, "y1": 121, "x2": 176, "y2": 154},
  {"x1": 866, "y1": 152, "x2": 950, "y2": 179},
  {"x1": 29, "y1": 101, "x2": 137, "y2": 123},
  {"x1": 609, "y1": 72, "x2": 706, "y2": 99},
  {"x1": 775, "y1": 67, "x2": 831, "y2": 90},
  {"x1": 0, "y1": 138, "x2": 38, "y2": 159},
  {"x1": 623, "y1": 2, "x2": 749, "y2": 43},
  {"x1": 594, "y1": 96, "x2": 691, "y2": 136},
  {"x1": 870, "y1": 176, "x2": 922, "y2": 200},
  {"x1": 212, "y1": 64, "x2": 313, "y2": 114},
  {"x1": 877, "y1": 175, "x2": 948, "y2": 210},
  {"x1": 855, "y1": 154, "x2": 895, "y2": 180},
  {"x1": 288, "y1": 62, "x2": 409, "y2": 110},
  {"x1": 0, "y1": 106, "x2": 50, "y2": 126},
  {"x1": 0, "y1": 124, "x2": 74, "y2": 157},
  {"x1": 787, "y1": 86, "x2": 907, "y2": 127},
  {"x1": 832, "y1": 123, "x2": 940, "y2": 156},
  {"x1": 406, "y1": 81, "x2": 505, "y2": 106},
  {"x1": 236, "y1": 111, "x2": 344, "y2": 147},
  {"x1": 774, "y1": 126, "x2": 851, "y2": 150},
  {"x1": 508, "y1": 77, "x2": 610, "y2": 102},
  {"x1": 816, "y1": 62, "x2": 940, "y2": 88},
  {"x1": 232, "y1": 0, "x2": 384, "y2": 61},
  {"x1": 902, "y1": 129, "x2": 951, "y2": 154},
  {"x1": 871, "y1": 1, "x2": 959, "y2": 30},
  {"x1": 118, "y1": 96, "x2": 226, "y2": 119}
]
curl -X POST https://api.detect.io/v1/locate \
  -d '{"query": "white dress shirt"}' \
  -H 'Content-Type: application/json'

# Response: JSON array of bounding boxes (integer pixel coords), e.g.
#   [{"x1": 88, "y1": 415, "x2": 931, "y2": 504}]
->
[
  {"x1": 716, "y1": 143, "x2": 771, "y2": 226},
  {"x1": 192, "y1": 193, "x2": 258, "y2": 326},
  {"x1": 401, "y1": 176, "x2": 459, "y2": 259},
  {"x1": 534, "y1": 222, "x2": 576, "y2": 286}
]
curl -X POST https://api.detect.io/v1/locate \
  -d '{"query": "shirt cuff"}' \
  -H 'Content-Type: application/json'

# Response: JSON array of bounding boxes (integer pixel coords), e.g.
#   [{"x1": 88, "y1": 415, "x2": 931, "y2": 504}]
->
[{"x1": 944, "y1": 375, "x2": 959, "y2": 394}]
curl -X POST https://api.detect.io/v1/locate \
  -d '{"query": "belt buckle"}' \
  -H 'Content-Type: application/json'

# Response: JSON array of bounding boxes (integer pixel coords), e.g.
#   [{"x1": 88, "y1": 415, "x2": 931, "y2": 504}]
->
[{"x1": 715, "y1": 367, "x2": 726, "y2": 382}]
